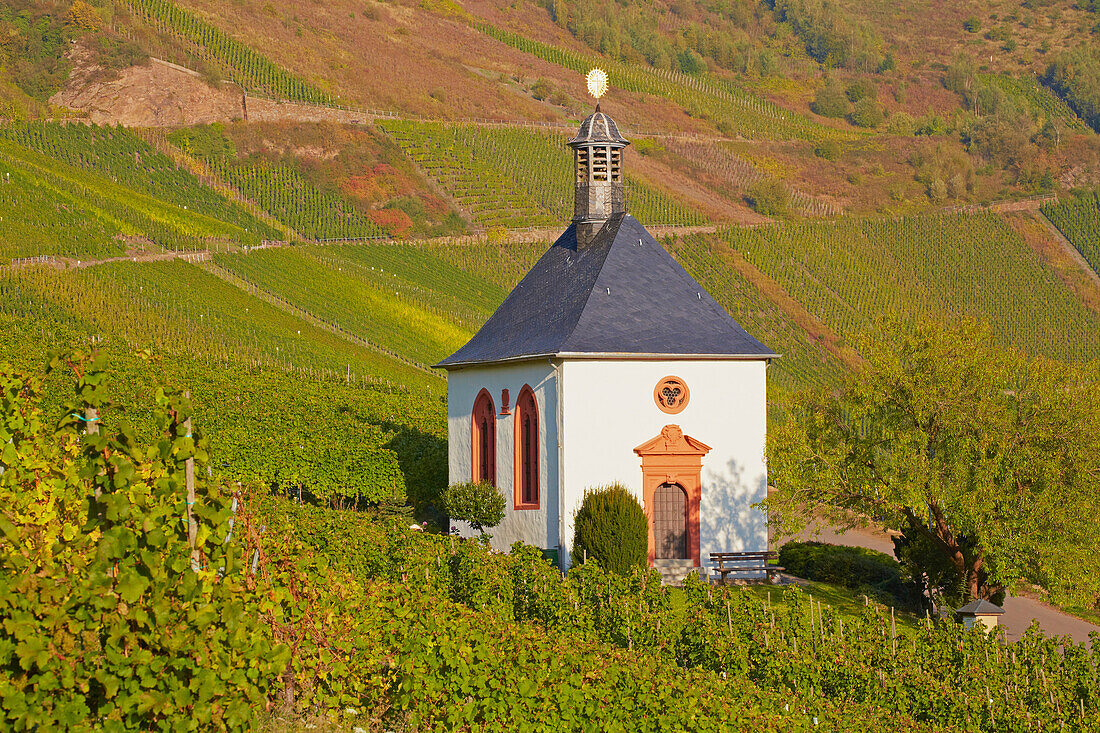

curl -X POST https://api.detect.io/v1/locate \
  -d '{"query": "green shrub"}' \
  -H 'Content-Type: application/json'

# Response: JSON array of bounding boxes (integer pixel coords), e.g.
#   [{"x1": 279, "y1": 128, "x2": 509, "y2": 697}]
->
[
  {"x1": 572, "y1": 484, "x2": 648, "y2": 575},
  {"x1": 963, "y1": 16, "x2": 981, "y2": 32},
  {"x1": 845, "y1": 79, "x2": 877, "y2": 103},
  {"x1": 848, "y1": 98, "x2": 885, "y2": 128},
  {"x1": 811, "y1": 78, "x2": 850, "y2": 118},
  {"x1": 814, "y1": 141, "x2": 841, "y2": 160},
  {"x1": 440, "y1": 481, "x2": 505, "y2": 533},
  {"x1": 777, "y1": 541, "x2": 921, "y2": 610},
  {"x1": 745, "y1": 179, "x2": 791, "y2": 217}
]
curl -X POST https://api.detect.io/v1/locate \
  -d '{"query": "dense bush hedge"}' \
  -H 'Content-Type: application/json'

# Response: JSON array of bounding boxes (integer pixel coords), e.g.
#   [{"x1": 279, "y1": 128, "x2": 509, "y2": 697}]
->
[
  {"x1": 572, "y1": 484, "x2": 648, "y2": 575},
  {"x1": 778, "y1": 540, "x2": 920, "y2": 609}
]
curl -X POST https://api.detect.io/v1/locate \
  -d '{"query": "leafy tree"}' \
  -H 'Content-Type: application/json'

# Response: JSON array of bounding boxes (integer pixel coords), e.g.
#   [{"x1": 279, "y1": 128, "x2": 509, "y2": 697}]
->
[
  {"x1": 440, "y1": 480, "x2": 505, "y2": 534},
  {"x1": 746, "y1": 178, "x2": 791, "y2": 217},
  {"x1": 848, "y1": 97, "x2": 884, "y2": 127},
  {"x1": 845, "y1": 79, "x2": 877, "y2": 103},
  {"x1": 811, "y1": 78, "x2": 850, "y2": 118},
  {"x1": 572, "y1": 483, "x2": 648, "y2": 574},
  {"x1": 766, "y1": 321, "x2": 1100, "y2": 607}
]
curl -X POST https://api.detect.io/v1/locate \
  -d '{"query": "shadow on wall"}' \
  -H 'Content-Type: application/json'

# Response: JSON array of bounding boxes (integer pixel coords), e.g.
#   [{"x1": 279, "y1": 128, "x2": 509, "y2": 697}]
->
[{"x1": 699, "y1": 458, "x2": 767, "y2": 556}]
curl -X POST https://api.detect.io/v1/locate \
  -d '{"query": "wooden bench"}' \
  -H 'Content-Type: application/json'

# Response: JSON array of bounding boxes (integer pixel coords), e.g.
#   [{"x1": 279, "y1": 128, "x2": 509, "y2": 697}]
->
[{"x1": 709, "y1": 551, "x2": 784, "y2": 585}]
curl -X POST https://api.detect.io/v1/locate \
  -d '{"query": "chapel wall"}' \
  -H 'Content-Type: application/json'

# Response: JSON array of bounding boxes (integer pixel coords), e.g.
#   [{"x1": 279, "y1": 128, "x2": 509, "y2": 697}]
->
[
  {"x1": 446, "y1": 361, "x2": 560, "y2": 554},
  {"x1": 558, "y1": 359, "x2": 769, "y2": 571}
]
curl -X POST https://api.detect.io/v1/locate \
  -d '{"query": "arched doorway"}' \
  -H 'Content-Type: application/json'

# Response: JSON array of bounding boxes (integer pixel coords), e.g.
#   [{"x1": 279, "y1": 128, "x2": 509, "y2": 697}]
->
[{"x1": 653, "y1": 483, "x2": 688, "y2": 559}]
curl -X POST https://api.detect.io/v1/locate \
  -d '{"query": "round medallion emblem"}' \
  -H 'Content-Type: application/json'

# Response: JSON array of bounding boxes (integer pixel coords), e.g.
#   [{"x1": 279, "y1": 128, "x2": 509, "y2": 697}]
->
[{"x1": 653, "y1": 376, "x2": 689, "y2": 414}]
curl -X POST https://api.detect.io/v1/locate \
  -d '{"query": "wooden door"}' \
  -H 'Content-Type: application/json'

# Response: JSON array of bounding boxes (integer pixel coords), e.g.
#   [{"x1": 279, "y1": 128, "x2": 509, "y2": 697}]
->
[{"x1": 653, "y1": 483, "x2": 688, "y2": 559}]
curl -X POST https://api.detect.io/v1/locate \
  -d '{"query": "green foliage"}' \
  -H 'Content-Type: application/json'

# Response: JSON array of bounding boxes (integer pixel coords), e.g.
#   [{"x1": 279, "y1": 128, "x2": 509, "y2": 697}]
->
[
  {"x1": 1043, "y1": 46, "x2": 1100, "y2": 133},
  {"x1": 118, "y1": 0, "x2": 334, "y2": 104},
  {"x1": 0, "y1": 268, "x2": 447, "y2": 507},
  {"x1": 473, "y1": 21, "x2": 851, "y2": 143},
  {"x1": 848, "y1": 98, "x2": 884, "y2": 128},
  {"x1": 1042, "y1": 189, "x2": 1100, "y2": 275},
  {"x1": 674, "y1": 235, "x2": 847, "y2": 396},
  {"x1": 778, "y1": 541, "x2": 919, "y2": 610},
  {"x1": 772, "y1": 0, "x2": 884, "y2": 72},
  {"x1": 0, "y1": 129, "x2": 271, "y2": 253},
  {"x1": 440, "y1": 481, "x2": 505, "y2": 532},
  {"x1": 214, "y1": 247, "x2": 470, "y2": 368},
  {"x1": 259, "y1": 498, "x2": 1100, "y2": 731},
  {"x1": 746, "y1": 177, "x2": 791, "y2": 216},
  {"x1": 572, "y1": 483, "x2": 648, "y2": 575},
  {"x1": 813, "y1": 140, "x2": 840, "y2": 160},
  {"x1": 811, "y1": 78, "x2": 849, "y2": 118},
  {"x1": 892, "y1": 531, "x2": 1005, "y2": 609},
  {"x1": 767, "y1": 320, "x2": 1100, "y2": 607},
  {"x1": 0, "y1": 1, "x2": 73, "y2": 102},
  {"x1": 0, "y1": 353, "x2": 288, "y2": 729},
  {"x1": 963, "y1": 16, "x2": 981, "y2": 32},
  {"x1": 845, "y1": 79, "x2": 877, "y2": 103}
]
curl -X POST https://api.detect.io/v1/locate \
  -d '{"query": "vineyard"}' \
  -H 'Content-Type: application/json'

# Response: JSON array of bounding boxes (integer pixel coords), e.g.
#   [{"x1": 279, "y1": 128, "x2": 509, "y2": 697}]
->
[
  {"x1": 705, "y1": 212, "x2": 1100, "y2": 364},
  {"x1": 379, "y1": 120, "x2": 707, "y2": 229},
  {"x1": 0, "y1": 162, "x2": 127, "y2": 262},
  {"x1": 982, "y1": 73, "x2": 1089, "y2": 131},
  {"x1": 0, "y1": 134, "x2": 269, "y2": 254},
  {"x1": 116, "y1": 0, "x2": 334, "y2": 104},
  {"x1": 468, "y1": 19, "x2": 853, "y2": 144},
  {"x1": 0, "y1": 266, "x2": 446, "y2": 504},
  {"x1": 5, "y1": 366, "x2": 1096, "y2": 733},
  {"x1": 1042, "y1": 191, "x2": 1100, "y2": 276},
  {"x1": 214, "y1": 247, "x2": 472, "y2": 369},
  {"x1": 673, "y1": 236, "x2": 848, "y2": 396}
]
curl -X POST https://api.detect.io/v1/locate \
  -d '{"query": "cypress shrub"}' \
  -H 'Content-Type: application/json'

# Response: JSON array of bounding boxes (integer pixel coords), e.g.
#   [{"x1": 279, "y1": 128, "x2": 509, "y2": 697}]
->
[{"x1": 572, "y1": 484, "x2": 648, "y2": 575}]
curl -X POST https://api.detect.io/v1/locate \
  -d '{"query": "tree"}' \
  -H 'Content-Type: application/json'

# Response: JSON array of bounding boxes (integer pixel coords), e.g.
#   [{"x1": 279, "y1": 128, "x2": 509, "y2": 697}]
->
[
  {"x1": 766, "y1": 321, "x2": 1100, "y2": 607},
  {"x1": 746, "y1": 178, "x2": 791, "y2": 217},
  {"x1": 440, "y1": 481, "x2": 505, "y2": 534},
  {"x1": 811, "y1": 78, "x2": 850, "y2": 118},
  {"x1": 848, "y1": 98, "x2": 885, "y2": 128}
]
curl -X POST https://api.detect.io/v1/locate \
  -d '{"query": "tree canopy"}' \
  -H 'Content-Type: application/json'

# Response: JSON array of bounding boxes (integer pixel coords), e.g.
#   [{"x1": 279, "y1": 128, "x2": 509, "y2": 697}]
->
[{"x1": 766, "y1": 321, "x2": 1100, "y2": 608}]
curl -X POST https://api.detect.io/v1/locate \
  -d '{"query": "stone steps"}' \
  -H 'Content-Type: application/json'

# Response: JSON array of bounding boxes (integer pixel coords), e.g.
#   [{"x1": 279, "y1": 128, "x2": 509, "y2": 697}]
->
[{"x1": 653, "y1": 560, "x2": 703, "y2": 587}]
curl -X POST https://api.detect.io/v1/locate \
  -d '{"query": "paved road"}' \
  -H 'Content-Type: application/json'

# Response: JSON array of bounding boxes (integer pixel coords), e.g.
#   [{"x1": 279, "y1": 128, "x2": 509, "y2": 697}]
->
[{"x1": 786, "y1": 522, "x2": 1100, "y2": 644}]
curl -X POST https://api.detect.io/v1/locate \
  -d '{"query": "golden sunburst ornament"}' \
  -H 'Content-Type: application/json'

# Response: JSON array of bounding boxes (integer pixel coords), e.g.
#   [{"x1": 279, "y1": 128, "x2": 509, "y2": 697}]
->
[{"x1": 586, "y1": 68, "x2": 608, "y2": 100}]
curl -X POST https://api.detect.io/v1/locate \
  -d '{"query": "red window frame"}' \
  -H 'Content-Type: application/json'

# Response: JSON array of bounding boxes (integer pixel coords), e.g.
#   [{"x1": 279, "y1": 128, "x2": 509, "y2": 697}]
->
[
  {"x1": 471, "y1": 389, "x2": 496, "y2": 486},
  {"x1": 514, "y1": 385, "x2": 539, "y2": 509}
]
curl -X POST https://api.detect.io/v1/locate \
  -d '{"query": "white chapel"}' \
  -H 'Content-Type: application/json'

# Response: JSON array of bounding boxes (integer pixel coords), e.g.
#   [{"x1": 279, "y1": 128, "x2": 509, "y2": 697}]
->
[{"x1": 436, "y1": 101, "x2": 777, "y2": 573}]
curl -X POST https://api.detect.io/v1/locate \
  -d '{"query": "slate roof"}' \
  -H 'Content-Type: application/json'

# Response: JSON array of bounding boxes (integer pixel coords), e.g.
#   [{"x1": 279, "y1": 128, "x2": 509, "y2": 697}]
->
[
  {"x1": 569, "y1": 106, "x2": 628, "y2": 146},
  {"x1": 957, "y1": 599, "x2": 1006, "y2": 616},
  {"x1": 436, "y1": 214, "x2": 778, "y2": 368}
]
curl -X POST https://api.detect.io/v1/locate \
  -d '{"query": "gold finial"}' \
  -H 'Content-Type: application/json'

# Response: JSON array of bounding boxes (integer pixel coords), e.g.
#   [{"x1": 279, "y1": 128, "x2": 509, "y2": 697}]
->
[{"x1": 586, "y1": 68, "x2": 608, "y2": 100}]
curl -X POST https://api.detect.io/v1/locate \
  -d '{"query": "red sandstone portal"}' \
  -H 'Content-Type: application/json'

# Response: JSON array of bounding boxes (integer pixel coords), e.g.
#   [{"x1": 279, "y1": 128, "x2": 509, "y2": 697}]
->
[{"x1": 633, "y1": 425, "x2": 711, "y2": 566}]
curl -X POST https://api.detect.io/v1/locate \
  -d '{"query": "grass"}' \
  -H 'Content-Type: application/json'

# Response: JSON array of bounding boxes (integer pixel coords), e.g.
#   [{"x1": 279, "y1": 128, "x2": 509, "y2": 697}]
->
[{"x1": 668, "y1": 578, "x2": 924, "y2": 633}]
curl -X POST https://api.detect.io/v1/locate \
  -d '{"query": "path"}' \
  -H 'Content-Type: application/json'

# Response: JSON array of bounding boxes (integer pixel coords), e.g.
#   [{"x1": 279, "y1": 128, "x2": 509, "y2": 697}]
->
[{"x1": 788, "y1": 521, "x2": 1100, "y2": 644}]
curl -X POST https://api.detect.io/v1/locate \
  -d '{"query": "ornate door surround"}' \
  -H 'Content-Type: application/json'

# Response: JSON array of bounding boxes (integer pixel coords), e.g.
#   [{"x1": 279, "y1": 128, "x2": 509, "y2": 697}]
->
[{"x1": 633, "y1": 425, "x2": 711, "y2": 566}]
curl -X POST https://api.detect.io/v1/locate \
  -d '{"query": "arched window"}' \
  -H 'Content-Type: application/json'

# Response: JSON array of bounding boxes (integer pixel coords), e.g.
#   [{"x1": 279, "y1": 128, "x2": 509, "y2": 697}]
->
[
  {"x1": 514, "y1": 386, "x2": 539, "y2": 509},
  {"x1": 471, "y1": 389, "x2": 496, "y2": 486}
]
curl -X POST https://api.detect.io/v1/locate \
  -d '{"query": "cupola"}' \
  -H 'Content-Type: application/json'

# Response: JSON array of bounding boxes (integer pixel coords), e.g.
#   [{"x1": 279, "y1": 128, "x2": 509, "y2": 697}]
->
[{"x1": 568, "y1": 103, "x2": 629, "y2": 247}]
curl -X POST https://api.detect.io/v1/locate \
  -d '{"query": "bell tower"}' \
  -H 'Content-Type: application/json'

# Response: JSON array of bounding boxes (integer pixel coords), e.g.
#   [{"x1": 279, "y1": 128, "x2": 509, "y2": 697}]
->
[{"x1": 568, "y1": 70, "x2": 629, "y2": 248}]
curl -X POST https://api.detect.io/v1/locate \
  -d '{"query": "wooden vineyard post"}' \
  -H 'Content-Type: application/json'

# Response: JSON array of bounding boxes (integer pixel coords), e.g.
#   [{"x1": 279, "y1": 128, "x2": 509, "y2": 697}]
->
[
  {"x1": 185, "y1": 392, "x2": 199, "y2": 572},
  {"x1": 86, "y1": 406, "x2": 100, "y2": 498}
]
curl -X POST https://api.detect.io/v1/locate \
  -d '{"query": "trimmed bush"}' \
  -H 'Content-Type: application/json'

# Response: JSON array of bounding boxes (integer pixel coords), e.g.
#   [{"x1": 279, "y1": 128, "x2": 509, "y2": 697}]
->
[
  {"x1": 777, "y1": 541, "x2": 920, "y2": 610},
  {"x1": 440, "y1": 481, "x2": 505, "y2": 533},
  {"x1": 572, "y1": 484, "x2": 648, "y2": 575}
]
